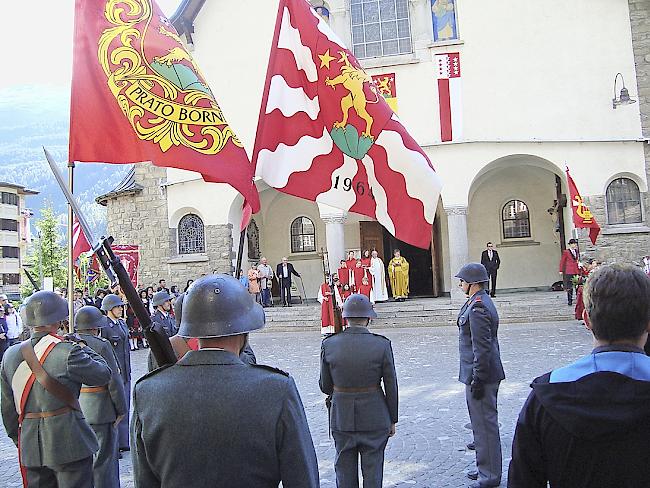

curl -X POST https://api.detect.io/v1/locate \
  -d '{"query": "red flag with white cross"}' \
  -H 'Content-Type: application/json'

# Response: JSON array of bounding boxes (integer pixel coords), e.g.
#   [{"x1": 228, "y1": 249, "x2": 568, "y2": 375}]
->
[
  {"x1": 69, "y1": 0, "x2": 259, "y2": 213},
  {"x1": 253, "y1": 0, "x2": 442, "y2": 249}
]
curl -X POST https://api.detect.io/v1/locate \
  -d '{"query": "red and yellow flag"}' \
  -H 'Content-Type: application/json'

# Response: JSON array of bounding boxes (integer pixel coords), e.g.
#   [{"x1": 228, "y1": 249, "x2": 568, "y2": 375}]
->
[
  {"x1": 566, "y1": 168, "x2": 600, "y2": 245},
  {"x1": 371, "y1": 73, "x2": 398, "y2": 112},
  {"x1": 69, "y1": 0, "x2": 259, "y2": 212}
]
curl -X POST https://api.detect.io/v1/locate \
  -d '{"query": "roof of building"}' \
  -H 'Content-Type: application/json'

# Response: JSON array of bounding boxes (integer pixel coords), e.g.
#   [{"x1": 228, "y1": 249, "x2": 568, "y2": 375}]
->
[
  {"x1": 171, "y1": 0, "x2": 206, "y2": 35},
  {"x1": 95, "y1": 166, "x2": 144, "y2": 206},
  {"x1": 0, "y1": 182, "x2": 39, "y2": 195}
]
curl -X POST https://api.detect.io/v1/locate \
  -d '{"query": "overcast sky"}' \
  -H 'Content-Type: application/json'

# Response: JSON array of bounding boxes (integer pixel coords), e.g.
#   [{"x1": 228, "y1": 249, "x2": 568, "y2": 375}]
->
[{"x1": 2, "y1": 0, "x2": 181, "y2": 91}]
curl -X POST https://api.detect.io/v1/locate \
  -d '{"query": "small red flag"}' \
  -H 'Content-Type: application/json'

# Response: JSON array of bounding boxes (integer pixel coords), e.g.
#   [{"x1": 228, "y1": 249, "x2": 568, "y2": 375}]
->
[
  {"x1": 566, "y1": 167, "x2": 600, "y2": 245},
  {"x1": 252, "y1": 0, "x2": 442, "y2": 249},
  {"x1": 69, "y1": 0, "x2": 259, "y2": 213},
  {"x1": 72, "y1": 216, "x2": 91, "y2": 264}
]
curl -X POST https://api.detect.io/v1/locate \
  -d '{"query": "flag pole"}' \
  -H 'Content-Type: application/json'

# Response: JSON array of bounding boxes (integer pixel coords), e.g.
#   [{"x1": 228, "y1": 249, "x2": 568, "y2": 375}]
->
[
  {"x1": 235, "y1": 228, "x2": 246, "y2": 280},
  {"x1": 67, "y1": 161, "x2": 75, "y2": 333}
]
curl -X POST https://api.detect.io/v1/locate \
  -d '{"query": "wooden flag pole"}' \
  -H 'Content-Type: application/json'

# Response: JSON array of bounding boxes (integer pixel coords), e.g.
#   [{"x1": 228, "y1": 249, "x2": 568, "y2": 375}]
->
[
  {"x1": 67, "y1": 161, "x2": 75, "y2": 333},
  {"x1": 235, "y1": 228, "x2": 247, "y2": 280}
]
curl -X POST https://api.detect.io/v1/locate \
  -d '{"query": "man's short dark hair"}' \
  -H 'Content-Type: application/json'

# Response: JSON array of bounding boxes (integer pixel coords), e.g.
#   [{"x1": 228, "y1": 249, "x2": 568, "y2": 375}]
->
[
  {"x1": 568, "y1": 238, "x2": 578, "y2": 244},
  {"x1": 583, "y1": 265, "x2": 650, "y2": 342},
  {"x1": 159, "y1": 279, "x2": 166, "y2": 283},
  {"x1": 487, "y1": 242, "x2": 493, "y2": 246}
]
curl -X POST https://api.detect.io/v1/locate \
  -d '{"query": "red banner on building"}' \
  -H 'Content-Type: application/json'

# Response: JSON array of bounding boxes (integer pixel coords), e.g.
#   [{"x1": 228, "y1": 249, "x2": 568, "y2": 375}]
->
[
  {"x1": 566, "y1": 168, "x2": 600, "y2": 245},
  {"x1": 69, "y1": 0, "x2": 259, "y2": 213},
  {"x1": 112, "y1": 245, "x2": 140, "y2": 286}
]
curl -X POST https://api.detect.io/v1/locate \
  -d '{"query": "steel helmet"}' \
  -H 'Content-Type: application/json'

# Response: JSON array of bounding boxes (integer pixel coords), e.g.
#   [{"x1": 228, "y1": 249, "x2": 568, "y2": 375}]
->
[
  {"x1": 152, "y1": 290, "x2": 172, "y2": 307},
  {"x1": 101, "y1": 294, "x2": 126, "y2": 312},
  {"x1": 178, "y1": 274, "x2": 265, "y2": 338},
  {"x1": 455, "y1": 263, "x2": 489, "y2": 284},
  {"x1": 342, "y1": 293, "x2": 377, "y2": 319},
  {"x1": 22, "y1": 290, "x2": 69, "y2": 327},
  {"x1": 173, "y1": 293, "x2": 184, "y2": 322},
  {"x1": 75, "y1": 306, "x2": 106, "y2": 331}
]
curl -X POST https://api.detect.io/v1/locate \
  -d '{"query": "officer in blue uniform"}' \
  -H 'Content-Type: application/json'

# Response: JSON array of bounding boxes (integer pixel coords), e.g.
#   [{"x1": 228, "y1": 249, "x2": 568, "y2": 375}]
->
[
  {"x1": 150, "y1": 290, "x2": 176, "y2": 337},
  {"x1": 456, "y1": 263, "x2": 505, "y2": 488},
  {"x1": 75, "y1": 306, "x2": 127, "y2": 488},
  {"x1": 320, "y1": 293, "x2": 399, "y2": 488},
  {"x1": 100, "y1": 294, "x2": 131, "y2": 452},
  {"x1": 131, "y1": 274, "x2": 319, "y2": 487}
]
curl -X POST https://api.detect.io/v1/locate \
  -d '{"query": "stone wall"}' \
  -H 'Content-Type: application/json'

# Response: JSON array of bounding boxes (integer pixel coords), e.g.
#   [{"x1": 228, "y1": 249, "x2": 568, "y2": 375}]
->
[
  {"x1": 629, "y1": 0, "x2": 650, "y2": 226},
  {"x1": 104, "y1": 163, "x2": 234, "y2": 289},
  {"x1": 578, "y1": 194, "x2": 649, "y2": 264}
]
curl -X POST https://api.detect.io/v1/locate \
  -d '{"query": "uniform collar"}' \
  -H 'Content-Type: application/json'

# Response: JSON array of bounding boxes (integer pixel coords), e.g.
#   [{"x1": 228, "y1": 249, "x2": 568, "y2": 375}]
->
[
  {"x1": 176, "y1": 349, "x2": 244, "y2": 366},
  {"x1": 592, "y1": 344, "x2": 645, "y2": 355},
  {"x1": 343, "y1": 326, "x2": 370, "y2": 334}
]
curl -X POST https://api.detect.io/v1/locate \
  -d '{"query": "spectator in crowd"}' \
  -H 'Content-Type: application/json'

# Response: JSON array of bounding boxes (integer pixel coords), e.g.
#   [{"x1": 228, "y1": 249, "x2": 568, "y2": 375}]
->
[
  {"x1": 146, "y1": 286, "x2": 155, "y2": 314},
  {"x1": 95, "y1": 288, "x2": 108, "y2": 309},
  {"x1": 170, "y1": 285, "x2": 180, "y2": 297},
  {"x1": 0, "y1": 294, "x2": 7, "y2": 308},
  {"x1": 239, "y1": 271, "x2": 249, "y2": 289},
  {"x1": 157, "y1": 279, "x2": 169, "y2": 293},
  {"x1": 82, "y1": 288, "x2": 95, "y2": 306},
  {"x1": 247, "y1": 266, "x2": 261, "y2": 303},
  {"x1": 642, "y1": 255, "x2": 650, "y2": 276},
  {"x1": 257, "y1": 257, "x2": 274, "y2": 307},
  {"x1": 4, "y1": 303, "x2": 22, "y2": 346},
  {"x1": 276, "y1": 257, "x2": 301, "y2": 307},
  {"x1": 73, "y1": 288, "x2": 85, "y2": 314},
  {"x1": 184, "y1": 279, "x2": 194, "y2": 292},
  {"x1": 0, "y1": 306, "x2": 7, "y2": 361},
  {"x1": 508, "y1": 265, "x2": 650, "y2": 487}
]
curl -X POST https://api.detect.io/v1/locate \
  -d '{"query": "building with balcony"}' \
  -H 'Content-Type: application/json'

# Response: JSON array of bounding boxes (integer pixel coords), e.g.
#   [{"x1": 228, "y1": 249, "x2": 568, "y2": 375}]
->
[{"x1": 0, "y1": 183, "x2": 38, "y2": 300}]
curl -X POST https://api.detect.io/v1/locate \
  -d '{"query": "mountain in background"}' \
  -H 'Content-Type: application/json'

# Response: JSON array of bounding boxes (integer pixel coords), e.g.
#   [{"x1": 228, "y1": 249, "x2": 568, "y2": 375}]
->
[{"x1": 0, "y1": 84, "x2": 129, "y2": 237}]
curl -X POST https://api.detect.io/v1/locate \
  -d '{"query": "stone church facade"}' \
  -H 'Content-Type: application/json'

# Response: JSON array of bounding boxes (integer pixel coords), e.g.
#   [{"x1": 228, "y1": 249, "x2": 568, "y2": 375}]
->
[{"x1": 99, "y1": 0, "x2": 650, "y2": 297}]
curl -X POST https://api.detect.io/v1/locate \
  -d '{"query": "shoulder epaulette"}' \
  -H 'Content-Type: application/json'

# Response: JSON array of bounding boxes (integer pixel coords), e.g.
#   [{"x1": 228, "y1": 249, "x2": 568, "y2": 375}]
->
[
  {"x1": 370, "y1": 332, "x2": 390, "y2": 341},
  {"x1": 251, "y1": 363, "x2": 290, "y2": 377},
  {"x1": 135, "y1": 363, "x2": 174, "y2": 385}
]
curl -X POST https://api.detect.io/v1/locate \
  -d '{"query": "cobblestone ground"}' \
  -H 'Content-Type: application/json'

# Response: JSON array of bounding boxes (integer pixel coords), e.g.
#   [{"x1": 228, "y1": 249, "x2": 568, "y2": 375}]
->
[{"x1": 0, "y1": 320, "x2": 592, "y2": 487}]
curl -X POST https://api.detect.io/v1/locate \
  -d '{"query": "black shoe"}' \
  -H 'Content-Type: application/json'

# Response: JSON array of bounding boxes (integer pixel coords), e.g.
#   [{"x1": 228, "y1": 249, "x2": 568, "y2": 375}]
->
[
  {"x1": 119, "y1": 447, "x2": 130, "y2": 452},
  {"x1": 490, "y1": 293, "x2": 495, "y2": 298},
  {"x1": 466, "y1": 442, "x2": 475, "y2": 450},
  {"x1": 467, "y1": 471, "x2": 478, "y2": 481},
  {"x1": 118, "y1": 452, "x2": 123, "y2": 459}
]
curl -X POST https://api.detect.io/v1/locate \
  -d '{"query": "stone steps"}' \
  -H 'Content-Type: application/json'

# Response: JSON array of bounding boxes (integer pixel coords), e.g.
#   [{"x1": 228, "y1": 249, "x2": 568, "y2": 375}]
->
[{"x1": 260, "y1": 291, "x2": 576, "y2": 332}]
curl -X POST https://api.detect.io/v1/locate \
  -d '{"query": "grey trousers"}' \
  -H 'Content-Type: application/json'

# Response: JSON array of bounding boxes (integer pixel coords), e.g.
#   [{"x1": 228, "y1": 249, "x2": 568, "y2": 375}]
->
[
  {"x1": 118, "y1": 378, "x2": 131, "y2": 449},
  {"x1": 466, "y1": 382, "x2": 502, "y2": 487},
  {"x1": 332, "y1": 429, "x2": 389, "y2": 488},
  {"x1": 25, "y1": 456, "x2": 93, "y2": 488},
  {"x1": 92, "y1": 422, "x2": 120, "y2": 488}
]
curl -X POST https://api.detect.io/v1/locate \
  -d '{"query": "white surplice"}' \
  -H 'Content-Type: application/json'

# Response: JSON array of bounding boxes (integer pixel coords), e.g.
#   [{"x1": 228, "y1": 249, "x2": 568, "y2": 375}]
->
[{"x1": 369, "y1": 257, "x2": 389, "y2": 302}]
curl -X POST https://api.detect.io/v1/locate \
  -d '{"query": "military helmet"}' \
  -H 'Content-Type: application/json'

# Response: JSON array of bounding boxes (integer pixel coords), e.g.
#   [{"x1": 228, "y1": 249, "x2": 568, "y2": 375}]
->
[
  {"x1": 101, "y1": 294, "x2": 126, "y2": 312},
  {"x1": 152, "y1": 290, "x2": 172, "y2": 307},
  {"x1": 455, "y1": 263, "x2": 489, "y2": 284},
  {"x1": 75, "y1": 306, "x2": 106, "y2": 331},
  {"x1": 178, "y1": 274, "x2": 265, "y2": 339},
  {"x1": 342, "y1": 293, "x2": 377, "y2": 319},
  {"x1": 22, "y1": 290, "x2": 69, "y2": 327},
  {"x1": 173, "y1": 293, "x2": 184, "y2": 322}
]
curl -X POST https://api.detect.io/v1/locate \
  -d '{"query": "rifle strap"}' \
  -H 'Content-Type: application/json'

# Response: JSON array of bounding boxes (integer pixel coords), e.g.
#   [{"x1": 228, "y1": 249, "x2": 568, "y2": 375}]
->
[{"x1": 20, "y1": 340, "x2": 81, "y2": 412}]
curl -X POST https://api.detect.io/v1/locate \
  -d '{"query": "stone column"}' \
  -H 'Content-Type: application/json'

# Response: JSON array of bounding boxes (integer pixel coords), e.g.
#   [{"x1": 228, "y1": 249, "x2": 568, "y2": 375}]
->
[
  {"x1": 445, "y1": 205, "x2": 469, "y2": 301},
  {"x1": 318, "y1": 203, "x2": 348, "y2": 276}
]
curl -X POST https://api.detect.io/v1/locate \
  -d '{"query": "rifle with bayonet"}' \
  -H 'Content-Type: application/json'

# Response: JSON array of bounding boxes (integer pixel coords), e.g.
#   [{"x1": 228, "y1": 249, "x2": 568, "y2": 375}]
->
[
  {"x1": 22, "y1": 268, "x2": 40, "y2": 292},
  {"x1": 44, "y1": 148, "x2": 177, "y2": 367}
]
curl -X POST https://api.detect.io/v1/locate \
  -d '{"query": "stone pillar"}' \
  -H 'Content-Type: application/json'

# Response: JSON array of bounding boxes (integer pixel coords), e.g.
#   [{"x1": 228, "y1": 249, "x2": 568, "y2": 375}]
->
[
  {"x1": 318, "y1": 203, "x2": 348, "y2": 276},
  {"x1": 445, "y1": 205, "x2": 469, "y2": 301}
]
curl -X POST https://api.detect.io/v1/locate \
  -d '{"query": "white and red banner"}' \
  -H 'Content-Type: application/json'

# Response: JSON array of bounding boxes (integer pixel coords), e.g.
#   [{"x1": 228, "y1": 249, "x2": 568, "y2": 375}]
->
[
  {"x1": 253, "y1": 0, "x2": 442, "y2": 249},
  {"x1": 435, "y1": 52, "x2": 462, "y2": 142},
  {"x1": 72, "y1": 216, "x2": 91, "y2": 264},
  {"x1": 112, "y1": 245, "x2": 140, "y2": 286}
]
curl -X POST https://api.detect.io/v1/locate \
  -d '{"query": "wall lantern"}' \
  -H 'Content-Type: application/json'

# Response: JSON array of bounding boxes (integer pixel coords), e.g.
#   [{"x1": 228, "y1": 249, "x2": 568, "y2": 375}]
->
[{"x1": 612, "y1": 73, "x2": 636, "y2": 109}]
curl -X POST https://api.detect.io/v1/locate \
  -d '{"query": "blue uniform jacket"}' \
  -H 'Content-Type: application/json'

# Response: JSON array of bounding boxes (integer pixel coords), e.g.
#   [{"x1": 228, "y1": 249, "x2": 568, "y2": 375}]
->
[{"x1": 457, "y1": 289, "x2": 505, "y2": 385}]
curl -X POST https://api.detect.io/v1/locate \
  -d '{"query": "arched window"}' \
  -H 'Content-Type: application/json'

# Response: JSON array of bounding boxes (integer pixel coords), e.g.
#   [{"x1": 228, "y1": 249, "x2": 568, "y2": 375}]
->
[
  {"x1": 178, "y1": 214, "x2": 205, "y2": 254},
  {"x1": 247, "y1": 219, "x2": 260, "y2": 260},
  {"x1": 291, "y1": 217, "x2": 316, "y2": 253},
  {"x1": 606, "y1": 178, "x2": 642, "y2": 224},
  {"x1": 502, "y1": 200, "x2": 531, "y2": 239},
  {"x1": 350, "y1": 0, "x2": 412, "y2": 59}
]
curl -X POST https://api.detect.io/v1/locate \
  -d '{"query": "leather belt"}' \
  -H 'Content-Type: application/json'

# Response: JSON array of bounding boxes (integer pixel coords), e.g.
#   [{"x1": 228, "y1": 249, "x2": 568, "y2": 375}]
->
[
  {"x1": 333, "y1": 385, "x2": 380, "y2": 393},
  {"x1": 80, "y1": 386, "x2": 108, "y2": 393},
  {"x1": 24, "y1": 406, "x2": 72, "y2": 419}
]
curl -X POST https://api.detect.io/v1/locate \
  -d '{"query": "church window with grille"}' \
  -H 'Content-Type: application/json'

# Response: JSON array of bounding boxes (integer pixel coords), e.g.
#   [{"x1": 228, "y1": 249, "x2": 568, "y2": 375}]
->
[
  {"x1": 351, "y1": 0, "x2": 412, "y2": 59},
  {"x1": 606, "y1": 178, "x2": 642, "y2": 224},
  {"x1": 291, "y1": 217, "x2": 316, "y2": 253},
  {"x1": 178, "y1": 214, "x2": 205, "y2": 254},
  {"x1": 502, "y1": 200, "x2": 531, "y2": 239}
]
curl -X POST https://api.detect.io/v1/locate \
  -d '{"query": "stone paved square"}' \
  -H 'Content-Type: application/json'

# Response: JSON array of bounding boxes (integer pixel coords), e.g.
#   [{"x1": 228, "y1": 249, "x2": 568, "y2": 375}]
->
[{"x1": 0, "y1": 320, "x2": 592, "y2": 487}]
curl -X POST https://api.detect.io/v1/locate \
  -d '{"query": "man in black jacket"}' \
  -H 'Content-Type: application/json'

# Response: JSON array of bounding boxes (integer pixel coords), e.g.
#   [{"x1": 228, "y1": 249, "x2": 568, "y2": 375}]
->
[
  {"x1": 480, "y1": 242, "x2": 500, "y2": 297},
  {"x1": 508, "y1": 265, "x2": 650, "y2": 488},
  {"x1": 276, "y1": 257, "x2": 300, "y2": 307}
]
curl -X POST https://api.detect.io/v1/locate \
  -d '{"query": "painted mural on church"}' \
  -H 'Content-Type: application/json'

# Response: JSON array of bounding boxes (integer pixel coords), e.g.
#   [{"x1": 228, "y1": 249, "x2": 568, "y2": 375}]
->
[{"x1": 431, "y1": 0, "x2": 458, "y2": 41}]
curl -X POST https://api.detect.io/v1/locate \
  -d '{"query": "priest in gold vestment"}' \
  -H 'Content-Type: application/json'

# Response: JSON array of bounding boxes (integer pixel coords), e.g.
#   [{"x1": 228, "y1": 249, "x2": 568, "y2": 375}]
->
[{"x1": 388, "y1": 249, "x2": 410, "y2": 301}]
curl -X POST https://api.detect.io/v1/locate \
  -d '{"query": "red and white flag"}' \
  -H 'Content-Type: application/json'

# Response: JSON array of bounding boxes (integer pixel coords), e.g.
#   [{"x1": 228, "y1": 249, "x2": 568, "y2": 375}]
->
[
  {"x1": 435, "y1": 52, "x2": 462, "y2": 142},
  {"x1": 566, "y1": 167, "x2": 600, "y2": 245},
  {"x1": 113, "y1": 245, "x2": 140, "y2": 286},
  {"x1": 72, "y1": 216, "x2": 91, "y2": 264},
  {"x1": 253, "y1": 0, "x2": 442, "y2": 249}
]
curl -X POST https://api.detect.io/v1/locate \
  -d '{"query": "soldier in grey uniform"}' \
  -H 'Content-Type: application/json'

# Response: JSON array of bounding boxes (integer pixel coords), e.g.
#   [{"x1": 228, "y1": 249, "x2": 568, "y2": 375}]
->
[
  {"x1": 76, "y1": 306, "x2": 127, "y2": 488},
  {"x1": 150, "y1": 290, "x2": 176, "y2": 337},
  {"x1": 0, "y1": 291, "x2": 111, "y2": 487},
  {"x1": 455, "y1": 263, "x2": 505, "y2": 488},
  {"x1": 131, "y1": 274, "x2": 319, "y2": 487},
  {"x1": 100, "y1": 294, "x2": 131, "y2": 452},
  {"x1": 320, "y1": 293, "x2": 399, "y2": 488}
]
